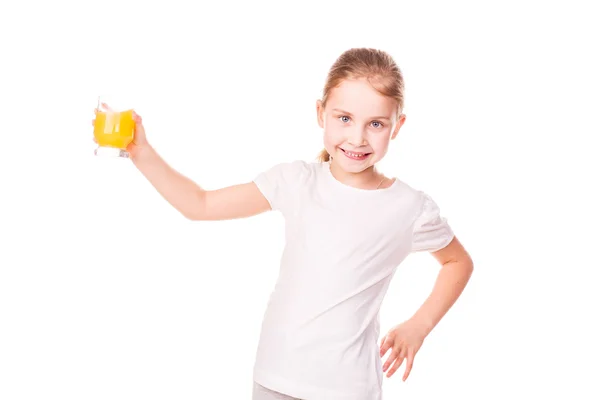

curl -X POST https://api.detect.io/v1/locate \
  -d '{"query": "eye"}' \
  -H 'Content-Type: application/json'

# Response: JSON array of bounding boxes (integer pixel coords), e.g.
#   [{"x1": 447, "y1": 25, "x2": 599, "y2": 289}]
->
[
  {"x1": 339, "y1": 115, "x2": 351, "y2": 123},
  {"x1": 371, "y1": 121, "x2": 384, "y2": 128}
]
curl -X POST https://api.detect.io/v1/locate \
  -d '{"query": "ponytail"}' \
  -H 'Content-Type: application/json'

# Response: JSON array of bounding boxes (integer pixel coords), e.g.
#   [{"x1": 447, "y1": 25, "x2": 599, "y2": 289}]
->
[{"x1": 317, "y1": 148, "x2": 330, "y2": 162}]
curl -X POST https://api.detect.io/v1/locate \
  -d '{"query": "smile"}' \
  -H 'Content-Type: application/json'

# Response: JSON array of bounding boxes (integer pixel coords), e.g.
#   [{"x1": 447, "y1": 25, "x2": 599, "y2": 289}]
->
[{"x1": 340, "y1": 148, "x2": 371, "y2": 160}]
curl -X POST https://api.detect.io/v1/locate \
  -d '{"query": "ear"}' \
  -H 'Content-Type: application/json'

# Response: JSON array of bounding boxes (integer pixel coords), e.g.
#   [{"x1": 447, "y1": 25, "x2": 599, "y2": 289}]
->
[
  {"x1": 316, "y1": 100, "x2": 325, "y2": 128},
  {"x1": 391, "y1": 114, "x2": 406, "y2": 140}
]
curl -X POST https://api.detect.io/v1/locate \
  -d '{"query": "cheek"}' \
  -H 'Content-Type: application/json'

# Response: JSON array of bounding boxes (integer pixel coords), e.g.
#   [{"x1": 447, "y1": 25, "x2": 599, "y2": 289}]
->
[
  {"x1": 368, "y1": 133, "x2": 391, "y2": 151},
  {"x1": 323, "y1": 125, "x2": 344, "y2": 145}
]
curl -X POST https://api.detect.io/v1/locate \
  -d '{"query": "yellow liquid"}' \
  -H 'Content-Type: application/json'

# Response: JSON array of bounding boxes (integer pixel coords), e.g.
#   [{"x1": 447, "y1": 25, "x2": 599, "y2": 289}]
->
[{"x1": 94, "y1": 110, "x2": 135, "y2": 149}]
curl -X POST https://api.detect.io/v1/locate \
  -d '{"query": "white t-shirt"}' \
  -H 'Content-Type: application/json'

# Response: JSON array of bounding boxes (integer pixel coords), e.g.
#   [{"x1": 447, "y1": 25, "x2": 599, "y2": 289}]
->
[{"x1": 252, "y1": 160, "x2": 454, "y2": 400}]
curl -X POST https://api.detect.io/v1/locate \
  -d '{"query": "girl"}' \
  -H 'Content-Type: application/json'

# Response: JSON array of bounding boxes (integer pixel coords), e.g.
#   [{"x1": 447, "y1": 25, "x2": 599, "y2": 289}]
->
[{"x1": 93, "y1": 48, "x2": 473, "y2": 400}]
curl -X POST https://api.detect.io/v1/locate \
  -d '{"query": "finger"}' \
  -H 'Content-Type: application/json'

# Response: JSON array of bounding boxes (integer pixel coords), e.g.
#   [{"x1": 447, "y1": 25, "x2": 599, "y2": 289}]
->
[
  {"x1": 379, "y1": 335, "x2": 387, "y2": 348},
  {"x1": 387, "y1": 349, "x2": 407, "y2": 378},
  {"x1": 382, "y1": 348, "x2": 400, "y2": 372},
  {"x1": 403, "y1": 351, "x2": 415, "y2": 381},
  {"x1": 100, "y1": 102, "x2": 114, "y2": 112},
  {"x1": 131, "y1": 110, "x2": 143, "y2": 126},
  {"x1": 91, "y1": 119, "x2": 95, "y2": 126},
  {"x1": 380, "y1": 336, "x2": 393, "y2": 357}
]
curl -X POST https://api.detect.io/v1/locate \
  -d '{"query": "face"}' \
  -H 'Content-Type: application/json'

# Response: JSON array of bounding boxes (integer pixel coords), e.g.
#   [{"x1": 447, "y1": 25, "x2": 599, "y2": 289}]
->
[{"x1": 317, "y1": 78, "x2": 406, "y2": 173}]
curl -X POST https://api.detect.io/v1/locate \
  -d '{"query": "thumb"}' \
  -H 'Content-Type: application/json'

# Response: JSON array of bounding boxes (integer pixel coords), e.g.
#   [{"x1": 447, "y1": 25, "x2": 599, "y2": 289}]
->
[
  {"x1": 132, "y1": 111, "x2": 145, "y2": 133},
  {"x1": 132, "y1": 110, "x2": 142, "y2": 124}
]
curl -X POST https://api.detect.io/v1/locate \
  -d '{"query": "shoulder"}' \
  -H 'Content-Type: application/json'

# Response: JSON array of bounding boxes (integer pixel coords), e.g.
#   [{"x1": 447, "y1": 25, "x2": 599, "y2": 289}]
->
[
  {"x1": 253, "y1": 160, "x2": 321, "y2": 213},
  {"x1": 388, "y1": 178, "x2": 427, "y2": 205},
  {"x1": 253, "y1": 160, "x2": 322, "y2": 193},
  {"x1": 398, "y1": 180, "x2": 450, "y2": 230},
  {"x1": 280, "y1": 159, "x2": 316, "y2": 175},
  {"x1": 387, "y1": 178, "x2": 445, "y2": 222}
]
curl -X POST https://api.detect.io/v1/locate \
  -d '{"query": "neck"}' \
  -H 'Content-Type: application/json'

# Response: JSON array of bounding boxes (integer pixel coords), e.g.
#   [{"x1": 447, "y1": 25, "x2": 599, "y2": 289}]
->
[{"x1": 329, "y1": 160, "x2": 385, "y2": 190}]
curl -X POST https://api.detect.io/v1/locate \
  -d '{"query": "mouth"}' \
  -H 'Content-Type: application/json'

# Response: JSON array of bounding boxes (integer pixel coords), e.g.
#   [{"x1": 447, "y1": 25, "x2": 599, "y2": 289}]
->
[{"x1": 339, "y1": 148, "x2": 371, "y2": 161}]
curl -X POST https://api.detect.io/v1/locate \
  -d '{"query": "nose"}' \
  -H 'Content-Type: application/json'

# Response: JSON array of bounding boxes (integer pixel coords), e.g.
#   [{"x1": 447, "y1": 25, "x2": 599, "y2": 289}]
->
[{"x1": 346, "y1": 126, "x2": 367, "y2": 147}]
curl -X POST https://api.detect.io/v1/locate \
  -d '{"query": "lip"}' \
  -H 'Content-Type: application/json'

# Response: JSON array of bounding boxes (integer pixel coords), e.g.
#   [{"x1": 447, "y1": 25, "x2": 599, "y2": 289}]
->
[{"x1": 339, "y1": 148, "x2": 371, "y2": 160}]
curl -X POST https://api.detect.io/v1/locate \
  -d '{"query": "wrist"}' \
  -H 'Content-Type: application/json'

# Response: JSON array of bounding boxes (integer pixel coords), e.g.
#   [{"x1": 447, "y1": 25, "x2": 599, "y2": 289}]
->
[
  {"x1": 130, "y1": 143, "x2": 154, "y2": 163},
  {"x1": 409, "y1": 314, "x2": 435, "y2": 336}
]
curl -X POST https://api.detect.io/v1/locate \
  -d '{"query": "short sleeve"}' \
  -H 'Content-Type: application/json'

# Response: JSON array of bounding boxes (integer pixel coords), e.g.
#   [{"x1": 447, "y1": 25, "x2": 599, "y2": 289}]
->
[
  {"x1": 253, "y1": 160, "x2": 307, "y2": 213},
  {"x1": 411, "y1": 192, "x2": 454, "y2": 253}
]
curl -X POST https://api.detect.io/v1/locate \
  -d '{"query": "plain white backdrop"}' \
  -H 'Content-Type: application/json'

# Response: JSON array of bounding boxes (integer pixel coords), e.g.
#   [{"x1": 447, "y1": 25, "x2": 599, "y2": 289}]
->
[{"x1": 1, "y1": 0, "x2": 598, "y2": 399}]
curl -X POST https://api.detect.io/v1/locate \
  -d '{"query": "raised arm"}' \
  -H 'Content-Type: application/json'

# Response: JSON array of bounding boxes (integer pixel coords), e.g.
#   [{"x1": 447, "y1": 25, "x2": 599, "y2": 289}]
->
[
  {"x1": 133, "y1": 145, "x2": 270, "y2": 221},
  {"x1": 92, "y1": 108, "x2": 271, "y2": 221}
]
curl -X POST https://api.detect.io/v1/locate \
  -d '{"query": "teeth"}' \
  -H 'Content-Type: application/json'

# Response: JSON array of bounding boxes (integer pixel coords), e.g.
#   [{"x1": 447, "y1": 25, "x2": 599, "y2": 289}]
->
[{"x1": 345, "y1": 150, "x2": 365, "y2": 158}]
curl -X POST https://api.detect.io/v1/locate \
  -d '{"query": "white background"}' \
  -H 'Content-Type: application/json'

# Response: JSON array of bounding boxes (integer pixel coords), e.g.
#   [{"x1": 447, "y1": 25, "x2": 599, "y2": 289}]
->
[{"x1": 1, "y1": 0, "x2": 599, "y2": 399}]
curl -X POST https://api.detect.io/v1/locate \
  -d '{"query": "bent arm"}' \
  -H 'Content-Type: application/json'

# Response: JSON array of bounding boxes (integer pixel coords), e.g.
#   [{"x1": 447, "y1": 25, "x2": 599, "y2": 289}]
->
[
  {"x1": 409, "y1": 237, "x2": 474, "y2": 334},
  {"x1": 133, "y1": 146, "x2": 270, "y2": 220}
]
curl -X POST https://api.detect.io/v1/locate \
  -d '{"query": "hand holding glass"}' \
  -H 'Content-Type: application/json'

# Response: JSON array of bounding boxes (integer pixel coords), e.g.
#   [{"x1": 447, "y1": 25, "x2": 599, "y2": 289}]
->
[{"x1": 93, "y1": 96, "x2": 135, "y2": 158}]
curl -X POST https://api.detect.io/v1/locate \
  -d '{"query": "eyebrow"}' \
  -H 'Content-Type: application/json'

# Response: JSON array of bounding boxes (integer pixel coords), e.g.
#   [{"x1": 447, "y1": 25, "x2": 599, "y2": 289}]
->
[{"x1": 331, "y1": 108, "x2": 391, "y2": 120}]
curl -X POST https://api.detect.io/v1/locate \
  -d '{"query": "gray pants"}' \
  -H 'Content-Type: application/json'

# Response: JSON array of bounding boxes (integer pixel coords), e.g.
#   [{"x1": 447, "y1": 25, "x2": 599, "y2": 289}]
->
[{"x1": 252, "y1": 382, "x2": 301, "y2": 400}]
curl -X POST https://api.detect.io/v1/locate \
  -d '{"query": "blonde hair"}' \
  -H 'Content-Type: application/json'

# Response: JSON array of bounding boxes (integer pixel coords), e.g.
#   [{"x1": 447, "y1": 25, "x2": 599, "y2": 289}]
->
[{"x1": 316, "y1": 48, "x2": 405, "y2": 162}]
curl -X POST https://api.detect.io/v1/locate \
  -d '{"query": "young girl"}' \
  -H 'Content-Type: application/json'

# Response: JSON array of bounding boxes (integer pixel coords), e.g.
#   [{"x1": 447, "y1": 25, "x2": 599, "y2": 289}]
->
[{"x1": 93, "y1": 48, "x2": 473, "y2": 400}]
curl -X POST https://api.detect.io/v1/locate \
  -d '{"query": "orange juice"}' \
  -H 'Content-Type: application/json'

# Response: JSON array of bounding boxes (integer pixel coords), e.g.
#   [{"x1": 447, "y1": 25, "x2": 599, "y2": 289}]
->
[{"x1": 94, "y1": 109, "x2": 135, "y2": 150}]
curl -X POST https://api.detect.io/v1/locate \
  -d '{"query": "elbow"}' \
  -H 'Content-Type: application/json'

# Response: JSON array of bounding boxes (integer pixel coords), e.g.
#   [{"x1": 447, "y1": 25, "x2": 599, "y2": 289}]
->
[
  {"x1": 183, "y1": 211, "x2": 203, "y2": 221},
  {"x1": 447, "y1": 255, "x2": 473, "y2": 277},
  {"x1": 464, "y1": 257, "x2": 474, "y2": 278},
  {"x1": 182, "y1": 208, "x2": 207, "y2": 221},
  {"x1": 181, "y1": 190, "x2": 208, "y2": 221}
]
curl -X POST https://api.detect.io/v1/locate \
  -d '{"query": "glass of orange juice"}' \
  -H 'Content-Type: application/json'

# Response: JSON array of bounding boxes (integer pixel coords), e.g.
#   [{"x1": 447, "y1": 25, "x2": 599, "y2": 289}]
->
[{"x1": 93, "y1": 95, "x2": 135, "y2": 158}]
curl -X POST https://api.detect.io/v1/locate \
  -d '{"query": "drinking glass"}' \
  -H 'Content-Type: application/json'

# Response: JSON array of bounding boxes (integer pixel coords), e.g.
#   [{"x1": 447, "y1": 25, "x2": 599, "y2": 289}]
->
[{"x1": 93, "y1": 95, "x2": 135, "y2": 158}]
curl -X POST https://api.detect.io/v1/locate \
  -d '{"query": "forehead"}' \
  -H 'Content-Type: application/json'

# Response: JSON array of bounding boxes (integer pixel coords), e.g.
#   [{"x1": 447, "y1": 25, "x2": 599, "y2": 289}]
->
[{"x1": 327, "y1": 78, "x2": 397, "y2": 118}]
